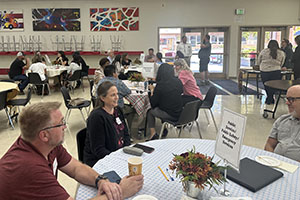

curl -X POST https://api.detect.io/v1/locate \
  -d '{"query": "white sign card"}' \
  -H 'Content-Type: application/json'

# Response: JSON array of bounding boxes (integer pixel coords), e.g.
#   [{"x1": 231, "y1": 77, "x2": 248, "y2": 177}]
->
[
  {"x1": 142, "y1": 62, "x2": 155, "y2": 78},
  {"x1": 215, "y1": 108, "x2": 247, "y2": 171},
  {"x1": 139, "y1": 53, "x2": 145, "y2": 63}
]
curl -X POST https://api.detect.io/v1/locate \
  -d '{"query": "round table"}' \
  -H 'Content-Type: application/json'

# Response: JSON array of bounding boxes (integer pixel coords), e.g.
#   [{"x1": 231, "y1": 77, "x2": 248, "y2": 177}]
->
[
  {"x1": 46, "y1": 66, "x2": 67, "y2": 77},
  {"x1": 0, "y1": 82, "x2": 19, "y2": 100},
  {"x1": 263, "y1": 80, "x2": 300, "y2": 119},
  {"x1": 76, "y1": 139, "x2": 300, "y2": 200}
]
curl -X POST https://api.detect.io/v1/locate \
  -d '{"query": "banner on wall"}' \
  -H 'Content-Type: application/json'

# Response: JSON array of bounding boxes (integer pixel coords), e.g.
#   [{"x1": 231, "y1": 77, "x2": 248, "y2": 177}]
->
[
  {"x1": 0, "y1": 10, "x2": 24, "y2": 31},
  {"x1": 90, "y1": 7, "x2": 139, "y2": 31},
  {"x1": 32, "y1": 8, "x2": 81, "y2": 31}
]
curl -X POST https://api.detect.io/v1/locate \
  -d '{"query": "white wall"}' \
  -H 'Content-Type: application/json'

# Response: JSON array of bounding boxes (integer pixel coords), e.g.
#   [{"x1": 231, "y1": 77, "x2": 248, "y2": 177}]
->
[{"x1": 1, "y1": 0, "x2": 299, "y2": 77}]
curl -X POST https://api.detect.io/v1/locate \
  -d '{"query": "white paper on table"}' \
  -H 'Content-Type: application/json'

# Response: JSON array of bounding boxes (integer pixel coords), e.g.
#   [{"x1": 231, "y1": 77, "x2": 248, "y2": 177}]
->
[
  {"x1": 276, "y1": 160, "x2": 298, "y2": 173},
  {"x1": 210, "y1": 197, "x2": 253, "y2": 200}
]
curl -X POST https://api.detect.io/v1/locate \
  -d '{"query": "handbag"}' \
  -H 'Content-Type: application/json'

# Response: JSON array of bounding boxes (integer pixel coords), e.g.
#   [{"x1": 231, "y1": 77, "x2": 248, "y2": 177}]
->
[{"x1": 68, "y1": 98, "x2": 85, "y2": 106}]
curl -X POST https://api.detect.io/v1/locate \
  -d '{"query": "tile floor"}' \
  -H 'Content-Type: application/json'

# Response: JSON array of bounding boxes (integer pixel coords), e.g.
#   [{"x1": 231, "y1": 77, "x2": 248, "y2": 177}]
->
[{"x1": 0, "y1": 80, "x2": 289, "y2": 198}]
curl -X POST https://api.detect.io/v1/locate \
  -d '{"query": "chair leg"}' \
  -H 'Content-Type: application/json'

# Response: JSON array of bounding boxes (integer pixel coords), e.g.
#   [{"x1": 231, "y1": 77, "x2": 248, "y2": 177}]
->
[
  {"x1": 209, "y1": 109, "x2": 218, "y2": 132},
  {"x1": 159, "y1": 122, "x2": 167, "y2": 139},
  {"x1": 178, "y1": 126, "x2": 183, "y2": 138},
  {"x1": 47, "y1": 83, "x2": 51, "y2": 95},
  {"x1": 5, "y1": 107, "x2": 14, "y2": 129},
  {"x1": 204, "y1": 109, "x2": 210, "y2": 124},
  {"x1": 41, "y1": 84, "x2": 45, "y2": 99},
  {"x1": 65, "y1": 109, "x2": 70, "y2": 123},
  {"x1": 188, "y1": 121, "x2": 194, "y2": 133},
  {"x1": 81, "y1": 78, "x2": 84, "y2": 92},
  {"x1": 195, "y1": 121, "x2": 202, "y2": 139},
  {"x1": 79, "y1": 109, "x2": 86, "y2": 124}
]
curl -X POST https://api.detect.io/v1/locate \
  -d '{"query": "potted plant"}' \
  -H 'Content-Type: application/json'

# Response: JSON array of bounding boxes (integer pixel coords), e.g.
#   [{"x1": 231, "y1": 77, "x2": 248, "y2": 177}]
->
[{"x1": 169, "y1": 147, "x2": 226, "y2": 199}]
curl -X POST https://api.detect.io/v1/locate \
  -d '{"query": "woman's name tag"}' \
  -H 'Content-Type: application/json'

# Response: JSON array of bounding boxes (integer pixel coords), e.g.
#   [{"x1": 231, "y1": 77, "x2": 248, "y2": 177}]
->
[{"x1": 116, "y1": 117, "x2": 122, "y2": 125}]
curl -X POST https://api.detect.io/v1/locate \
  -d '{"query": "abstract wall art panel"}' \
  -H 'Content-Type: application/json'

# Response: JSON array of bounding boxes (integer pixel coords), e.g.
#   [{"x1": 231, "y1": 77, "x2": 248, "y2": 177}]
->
[
  {"x1": 0, "y1": 10, "x2": 24, "y2": 31},
  {"x1": 90, "y1": 7, "x2": 139, "y2": 31},
  {"x1": 32, "y1": 8, "x2": 80, "y2": 31}
]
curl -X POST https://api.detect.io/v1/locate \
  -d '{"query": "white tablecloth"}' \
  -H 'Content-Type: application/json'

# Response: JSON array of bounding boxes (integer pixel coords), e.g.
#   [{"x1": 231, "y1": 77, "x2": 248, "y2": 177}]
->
[
  {"x1": 46, "y1": 66, "x2": 67, "y2": 77},
  {"x1": 76, "y1": 139, "x2": 300, "y2": 200}
]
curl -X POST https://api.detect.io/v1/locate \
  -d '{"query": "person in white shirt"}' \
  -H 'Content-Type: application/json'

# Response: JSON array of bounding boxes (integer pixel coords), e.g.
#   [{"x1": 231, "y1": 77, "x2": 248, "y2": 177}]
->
[
  {"x1": 107, "y1": 49, "x2": 114, "y2": 64},
  {"x1": 67, "y1": 54, "x2": 82, "y2": 77},
  {"x1": 29, "y1": 55, "x2": 47, "y2": 82},
  {"x1": 176, "y1": 36, "x2": 192, "y2": 66}
]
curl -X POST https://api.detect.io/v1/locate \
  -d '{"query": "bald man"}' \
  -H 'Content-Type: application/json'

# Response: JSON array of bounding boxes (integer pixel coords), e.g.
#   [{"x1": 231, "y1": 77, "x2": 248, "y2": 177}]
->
[{"x1": 264, "y1": 85, "x2": 300, "y2": 162}]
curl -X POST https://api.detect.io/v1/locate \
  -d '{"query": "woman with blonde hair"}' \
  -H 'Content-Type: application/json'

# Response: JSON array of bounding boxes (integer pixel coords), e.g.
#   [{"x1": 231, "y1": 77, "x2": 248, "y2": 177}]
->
[{"x1": 174, "y1": 59, "x2": 203, "y2": 105}]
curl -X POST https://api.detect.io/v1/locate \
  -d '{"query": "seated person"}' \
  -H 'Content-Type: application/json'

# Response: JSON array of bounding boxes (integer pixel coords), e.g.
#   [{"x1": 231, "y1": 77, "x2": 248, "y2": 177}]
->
[
  {"x1": 84, "y1": 81, "x2": 131, "y2": 167},
  {"x1": 174, "y1": 59, "x2": 203, "y2": 105},
  {"x1": 66, "y1": 54, "x2": 82, "y2": 78},
  {"x1": 73, "y1": 51, "x2": 89, "y2": 88},
  {"x1": 107, "y1": 49, "x2": 114, "y2": 64},
  {"x1": 93, "y1": 57, "x2": 110, "y2": 96},
  {"x1": 0, "y1": 102, "x2": 143, "y2": 199},
  {"x1": 96, "y1": 65, "x2": 135, "y2": 131},
  {"x1": 147, "y1": 63, "x2": 183, "y2": 140},
  {"x1": 121, "y1": 53, "x2": 132, "y2": 66},
  {"x1": 8, "y1": 51, "x2": 30, "y2": 94},
  {"x1": 54, "y1": 50, "x2": 69, "y2": 66},
  {"x1": 112, "y1": 54, "x2": 122, "y2": 75},
  {"x1": 264, "y1": 85, "x2": 300, "y2": 162},
  {"x1": 144, "y1": 48, "x2": 156, "y2": 62},
  {"x1": 29, "y1": 54, "x2": 49, "y2": 95}
]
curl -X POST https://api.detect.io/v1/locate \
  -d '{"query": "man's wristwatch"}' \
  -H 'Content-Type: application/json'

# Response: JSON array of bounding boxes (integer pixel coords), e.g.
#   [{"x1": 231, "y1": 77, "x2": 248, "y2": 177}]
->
[{"x1": 95, "y1": 174, "x2": 108, "y2": 189}]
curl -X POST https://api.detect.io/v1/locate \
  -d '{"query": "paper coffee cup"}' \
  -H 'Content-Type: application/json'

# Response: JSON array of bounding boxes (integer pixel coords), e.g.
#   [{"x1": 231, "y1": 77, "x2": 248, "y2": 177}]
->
[{"x1": 128, "y1": 157, "x2": 143, "y2": 176}]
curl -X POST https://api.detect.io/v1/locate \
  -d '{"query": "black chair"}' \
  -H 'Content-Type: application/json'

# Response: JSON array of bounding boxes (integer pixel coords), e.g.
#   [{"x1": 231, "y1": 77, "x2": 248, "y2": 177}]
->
[
  {"x1": 158, "y1": 100, "x2": 203, "y2": 139},
  {"x1": 200, "y1": 86, "x2": 218, "y2": 132},
  {"x1": 67, "y1": 70, "x2": 84, "y2": 93},
  {"x1": 28, "y1": 72, "x2": 50, "y2": 99},
  {"x1": 60, "y1": 86, "x2": 91, "y2": 124},
  {"x1": 0, "y1": 91, "x2": 14, "y2": 129},
  {"x1": 7, "y1": 88, "x2": 32, "y2": 122},
  {"x1": 89, "y1": 80, "x2": 97, "y2": 108},
  {"x1": 76, "y1": 128, "x2": 87, "y2": 162},
  {"x1": 81, "y1": 65, "x2": 90, "y2": 82}
]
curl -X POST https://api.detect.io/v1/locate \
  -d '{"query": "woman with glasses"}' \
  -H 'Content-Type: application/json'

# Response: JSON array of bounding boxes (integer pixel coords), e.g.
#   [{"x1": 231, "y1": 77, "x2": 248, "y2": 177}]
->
[
  {"x1": 84, "y1": 81, "x2": 131, "y2": 167},
  {"x1": 258, "y1": 40, "x2": 285, "y2": 105}
]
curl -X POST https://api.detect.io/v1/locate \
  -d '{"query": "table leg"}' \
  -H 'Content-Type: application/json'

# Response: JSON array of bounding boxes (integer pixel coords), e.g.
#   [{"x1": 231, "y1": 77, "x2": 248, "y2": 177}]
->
[
  {"x1": 256, "y1": 74, "x2": 259, "y2": 99},
  {"x1": 245, "y1": 73, "x2": 249, "y2": 93},
  {"x1": 263, "y1": 91, "x2": 281, "y2": 119}
]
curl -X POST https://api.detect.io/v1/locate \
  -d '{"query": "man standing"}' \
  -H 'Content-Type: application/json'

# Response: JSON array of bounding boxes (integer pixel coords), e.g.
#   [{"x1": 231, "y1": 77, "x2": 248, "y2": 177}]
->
[
  {"x1": 0, "y1": 102, "x2": 143, "y2": 200},
  {"x1": 107, "y1": 50, "x2": 115, "y2": 64},
  {"x1": 264, "y1": 85, "x2": 300, "y2": 162},
  {"x1": 176, "y1": 36, "x2": 192, "y2": 66},
  {"x1": 198, "y1": 34, "x2": 211, "y2": 85},
  {"x1": 144, "y1": 48, "x2": 156, "y2": 62},
  {"x1": 9, "y1": 51, "x2": 30, "y2": 94}
]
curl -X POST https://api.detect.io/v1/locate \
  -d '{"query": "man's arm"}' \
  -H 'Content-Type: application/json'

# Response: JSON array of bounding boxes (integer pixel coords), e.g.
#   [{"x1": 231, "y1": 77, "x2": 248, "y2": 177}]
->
[
  {"x1": 60, "y1": 158, "x2": 122, "y2": 200},
  {"x1": 264, "y1": 137, "x2": 279, "y2": 152},
  {"x1": 24, "y1": 58, "x2": 30, "y2": 70}
]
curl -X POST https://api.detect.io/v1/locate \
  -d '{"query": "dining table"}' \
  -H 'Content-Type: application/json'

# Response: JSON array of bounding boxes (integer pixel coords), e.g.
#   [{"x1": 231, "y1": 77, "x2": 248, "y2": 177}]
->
[
  {"x1": 263, "y1": 80, "x2": 300, "y2": 119},
  {"x1": 46, "y1": 65, "x2": 67, "y2": 78},
  {"x1": 0, "y1": 81, "x2": 19, "y2": 101},
  {"x1": 75, "y1": 139, "x2": 300, "y2": 200}
]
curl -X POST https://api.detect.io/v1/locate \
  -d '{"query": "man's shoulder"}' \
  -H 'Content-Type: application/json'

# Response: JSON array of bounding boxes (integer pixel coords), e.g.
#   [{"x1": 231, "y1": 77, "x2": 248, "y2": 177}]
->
[{"x1": 276, "y1": 113, "x2": 294, "y2": 124}]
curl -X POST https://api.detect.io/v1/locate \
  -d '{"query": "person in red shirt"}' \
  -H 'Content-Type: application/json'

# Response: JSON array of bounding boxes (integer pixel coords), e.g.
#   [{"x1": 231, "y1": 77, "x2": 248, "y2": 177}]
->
[{"x1": 0, "y1": 102, "x2": 143, "y2": 200}]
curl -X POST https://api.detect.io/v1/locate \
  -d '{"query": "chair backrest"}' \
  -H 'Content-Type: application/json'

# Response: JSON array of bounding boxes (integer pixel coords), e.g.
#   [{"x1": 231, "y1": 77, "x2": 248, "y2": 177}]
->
[
  {"x1": 68, "y1": 70, "x2": 81, "y2": 81},
  {"x1": 28, "y1": 73, "x2": 43, "y2": 85},
  {"x1": 0, "y1": 91, "x2": 7, "y2": 110},
  {"x1": 203, "y1": 86, "x2": 217, "y2": 109},
  {"x1": 60, "y1": 86, "x2": 71, "y2": 107},
  {"x1": 176, "y1": 100, "x2": 202, "y2": 125},
  {"x1": 76, "y1": 128, "x2": 87, "y2": 162},
  {"x1": 89, "y1": 80, "x2": 94, "y2": 96}
]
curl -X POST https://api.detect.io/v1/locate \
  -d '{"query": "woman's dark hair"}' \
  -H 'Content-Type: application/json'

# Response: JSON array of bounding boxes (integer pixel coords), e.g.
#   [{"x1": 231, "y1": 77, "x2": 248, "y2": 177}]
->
[
  {"x1": 295, "y1": 35, "x2": 300, "y2": 46},
  {"x1": 113, "y1": 54, "x2": 121, "y2": 64},
  {"x1": 96, "y1": 81, "x2": 115, "y2": 108},
  {"x1": 267, "y1": 40, "x2": 279, "y2": 59},
  {"x1": 99, "y1": 57, "x2": 110, "y2": 68},
  {"x1": 121, "y1": 53, "x2": 128, "y2": 61},
  {"x1": 156, "y1": 52, "x2": 163, "y2": 61},
  {"x1": 58, "y1": 51, "x2": 66, "y2": 59},
  {"x1": 72, "y1": 54, "x2": 81, "y2": 65},
  {"x1": 156, "y1": 63, "x2": 175, "y2": 82}
]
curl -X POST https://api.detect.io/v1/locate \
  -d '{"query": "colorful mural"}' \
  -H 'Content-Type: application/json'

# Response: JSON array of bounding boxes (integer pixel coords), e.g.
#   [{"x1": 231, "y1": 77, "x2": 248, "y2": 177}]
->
[
  {"x1": 90, "y1": 7, "x2": 139, "y2": 31},
  {"x1": 0, "y1": 10, "x2": 24, "y2": 31},
  {"x1": 32, "y1": 8, "x2": 80, "y2": 31}
]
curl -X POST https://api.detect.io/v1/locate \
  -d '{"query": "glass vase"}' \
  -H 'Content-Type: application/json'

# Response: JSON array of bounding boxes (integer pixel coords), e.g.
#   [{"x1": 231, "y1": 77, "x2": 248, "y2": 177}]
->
[{"x1": 184, "y1": 181, "x2": 204, "y2": 199}]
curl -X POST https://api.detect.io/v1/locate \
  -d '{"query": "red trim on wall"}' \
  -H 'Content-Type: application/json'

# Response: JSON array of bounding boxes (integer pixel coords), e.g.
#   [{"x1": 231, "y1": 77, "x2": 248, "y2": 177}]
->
[
  {"x1": 0, "y1": 51, "x2": 144, "y2": 56},
  {"x1": 0, "y1": 68, "x2": 97, "y2": 75}
]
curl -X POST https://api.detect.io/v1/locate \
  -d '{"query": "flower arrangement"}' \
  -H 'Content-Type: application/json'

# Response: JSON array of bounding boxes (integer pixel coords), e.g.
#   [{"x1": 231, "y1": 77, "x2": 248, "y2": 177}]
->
[
  {"x1": 128, "y1": 72, "x2": 145, "y2": 82},
  {"x1": 169, "y1": 146, "x2": 226, "y2": 192}
]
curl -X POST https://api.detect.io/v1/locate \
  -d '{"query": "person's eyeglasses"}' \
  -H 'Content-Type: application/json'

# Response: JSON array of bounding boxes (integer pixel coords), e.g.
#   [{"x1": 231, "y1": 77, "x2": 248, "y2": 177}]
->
[
  {"x1": 286, "y1": 97, "x2": 300, "y2": 103},
  {"x1": 40, "y1": 119, "x2": 66, "y2": 131}
]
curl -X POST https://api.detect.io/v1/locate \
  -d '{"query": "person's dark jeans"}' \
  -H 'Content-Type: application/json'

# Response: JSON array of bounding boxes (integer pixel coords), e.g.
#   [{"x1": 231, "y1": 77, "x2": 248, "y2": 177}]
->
[
  {"x1": 12, "y1": 74, "x2": 29, "y2": 92},
  {"x1": 261, "y1": 70, "x2": 281, "y2": 104}
]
